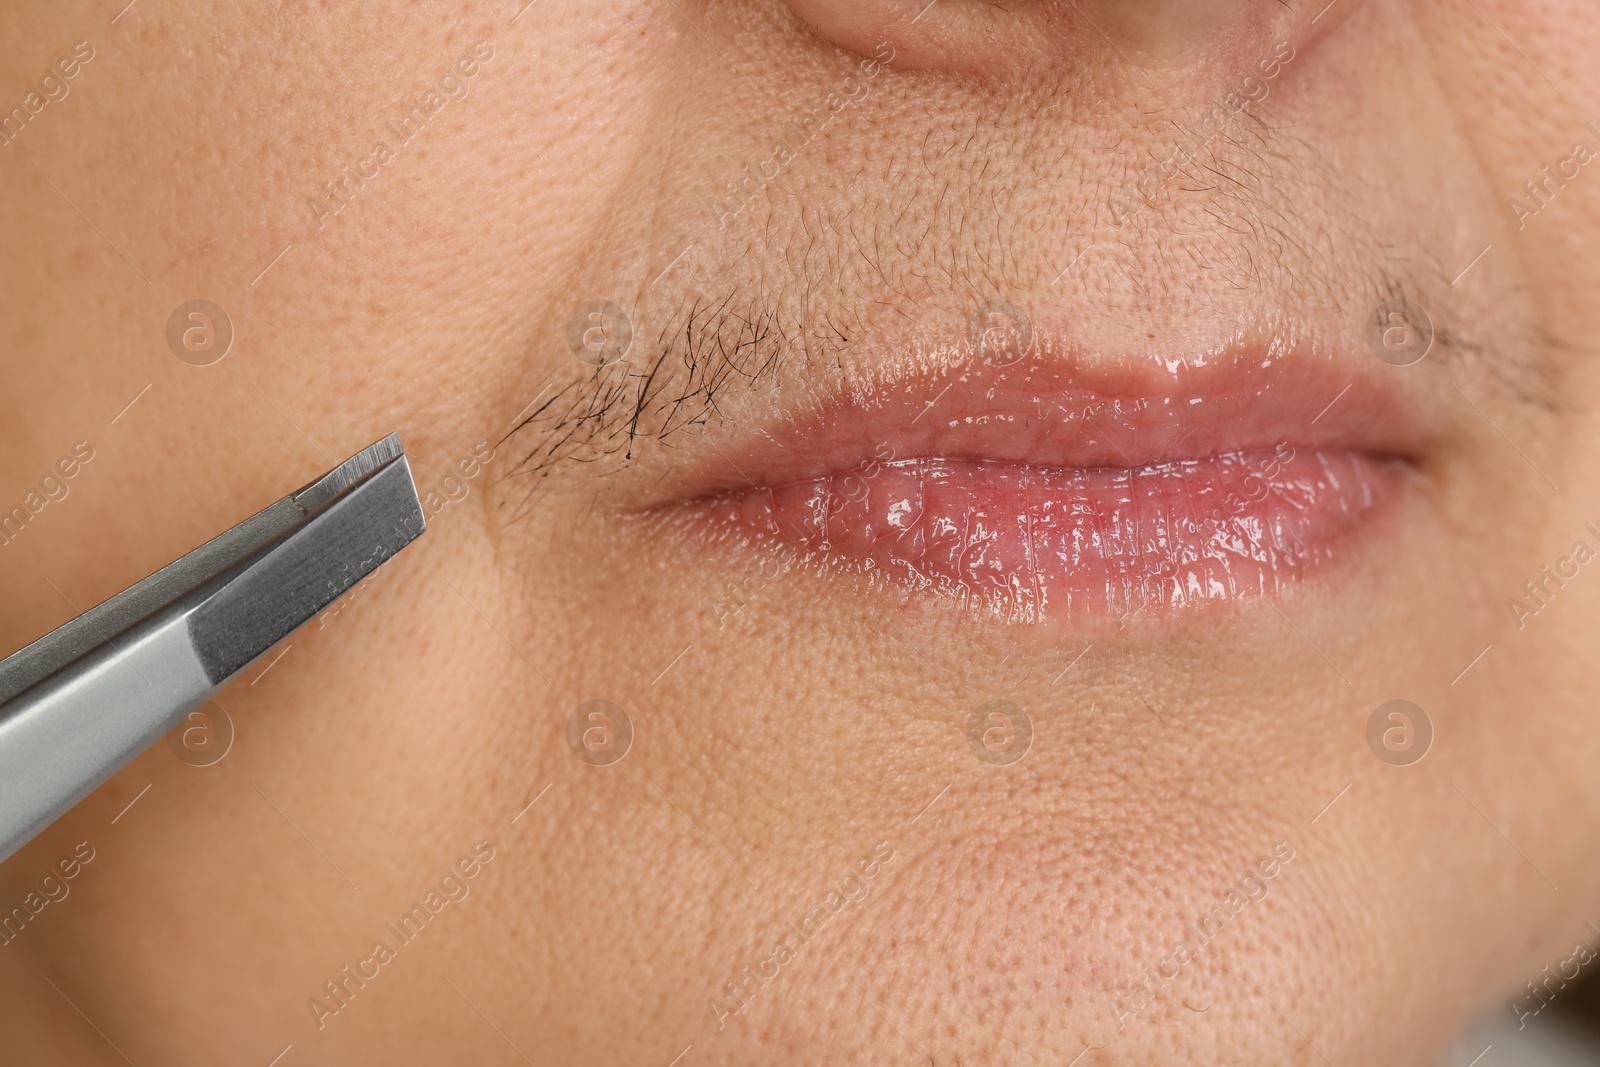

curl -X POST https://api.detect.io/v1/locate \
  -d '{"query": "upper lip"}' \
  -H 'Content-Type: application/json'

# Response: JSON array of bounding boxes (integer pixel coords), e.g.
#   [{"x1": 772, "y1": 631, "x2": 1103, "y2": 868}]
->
[{"x1": 636, "y1": 324, "x2": 1439, "y2": 506}]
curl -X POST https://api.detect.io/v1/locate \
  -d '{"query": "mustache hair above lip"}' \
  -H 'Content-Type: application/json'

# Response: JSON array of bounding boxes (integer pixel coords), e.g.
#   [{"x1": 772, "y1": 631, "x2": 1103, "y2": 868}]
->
[{"x1": 502, "y1": 266, "x2": 1517, "y2": 519}]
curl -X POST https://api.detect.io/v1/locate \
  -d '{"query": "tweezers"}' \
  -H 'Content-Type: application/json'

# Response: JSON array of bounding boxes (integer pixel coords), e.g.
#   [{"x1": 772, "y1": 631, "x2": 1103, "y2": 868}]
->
[{"x1": 0, "y1": 434, "x2": 426, "y2": 864}]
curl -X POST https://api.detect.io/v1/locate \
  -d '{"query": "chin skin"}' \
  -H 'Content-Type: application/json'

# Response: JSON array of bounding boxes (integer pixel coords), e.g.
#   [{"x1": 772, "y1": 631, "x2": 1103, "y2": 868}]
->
[{"x1": 1, "y1": 1, "x2": 1599, "y2": 1065}]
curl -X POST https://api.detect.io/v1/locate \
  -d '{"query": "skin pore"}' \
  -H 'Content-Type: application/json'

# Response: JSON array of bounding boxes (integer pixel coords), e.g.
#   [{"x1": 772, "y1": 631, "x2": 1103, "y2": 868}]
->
[{"x1": 0, "y1": 0, "x2": 1598, "y2": 1063}]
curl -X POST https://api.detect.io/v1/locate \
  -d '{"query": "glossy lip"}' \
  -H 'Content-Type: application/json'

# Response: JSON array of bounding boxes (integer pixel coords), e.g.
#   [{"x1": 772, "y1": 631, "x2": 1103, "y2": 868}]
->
[{"x1": 639, "y1": 331, "x2": 1438, "y2": 621}]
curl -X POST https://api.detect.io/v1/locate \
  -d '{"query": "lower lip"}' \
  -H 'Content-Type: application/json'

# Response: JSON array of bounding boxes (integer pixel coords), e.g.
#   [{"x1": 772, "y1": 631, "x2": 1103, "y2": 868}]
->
[{"x1": 694, "y1": 447, "x2": 1401, "y2": 617}]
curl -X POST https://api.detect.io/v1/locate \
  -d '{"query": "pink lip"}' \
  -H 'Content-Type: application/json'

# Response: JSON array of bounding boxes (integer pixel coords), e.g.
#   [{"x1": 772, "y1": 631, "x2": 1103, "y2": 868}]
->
[{"x1": 650, "y1": 344, "x2": 1430, "y2": 619}]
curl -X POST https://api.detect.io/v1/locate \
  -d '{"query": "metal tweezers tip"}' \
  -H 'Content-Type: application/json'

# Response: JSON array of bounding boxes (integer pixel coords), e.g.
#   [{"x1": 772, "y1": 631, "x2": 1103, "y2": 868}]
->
[{"x1": 292, "y1": 433, "x2": 404, "y2": 515}]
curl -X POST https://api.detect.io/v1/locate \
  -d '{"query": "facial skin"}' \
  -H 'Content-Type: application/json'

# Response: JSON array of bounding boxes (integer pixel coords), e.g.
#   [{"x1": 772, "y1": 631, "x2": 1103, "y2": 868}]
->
[{"x1": 1, "y1": 0, "x2": 1598, "y2": 1063}]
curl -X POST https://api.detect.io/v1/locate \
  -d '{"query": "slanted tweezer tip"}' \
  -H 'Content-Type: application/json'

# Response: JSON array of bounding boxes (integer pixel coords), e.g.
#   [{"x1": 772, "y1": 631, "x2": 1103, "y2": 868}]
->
[{"x1": 293, "y1": 433, "x2": 406, "y2": 515}]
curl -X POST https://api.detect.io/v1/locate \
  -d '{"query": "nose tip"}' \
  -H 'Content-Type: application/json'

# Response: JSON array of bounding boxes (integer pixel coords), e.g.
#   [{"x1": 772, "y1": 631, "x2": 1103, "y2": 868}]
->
[{"x1": 782, "y1": 0, "x2": 1343, "y2": 76}]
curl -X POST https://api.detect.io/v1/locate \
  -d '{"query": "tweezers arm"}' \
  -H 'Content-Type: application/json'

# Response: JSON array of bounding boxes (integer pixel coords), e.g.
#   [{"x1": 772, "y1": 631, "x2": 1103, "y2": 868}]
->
[
  {"x1": 0, "y1": 443, "x2": 424, "y2": 864},
  {"x1": 0, "y1": 610, "x2": 215, "y2": 863},
  {"x1": 0, "y1": 498, "x2": 304, "y2": 708}
]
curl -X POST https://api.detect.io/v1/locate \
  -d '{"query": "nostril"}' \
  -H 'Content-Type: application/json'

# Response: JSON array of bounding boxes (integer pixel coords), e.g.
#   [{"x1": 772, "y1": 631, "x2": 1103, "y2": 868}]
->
[
  {"x1": 781, "y1": 0, "x2": 1058, "y2": 73},
  {"x1": 781, "y1": 0, "x2": 1356, "y2": 76}
]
